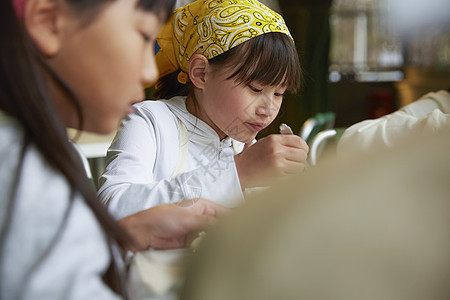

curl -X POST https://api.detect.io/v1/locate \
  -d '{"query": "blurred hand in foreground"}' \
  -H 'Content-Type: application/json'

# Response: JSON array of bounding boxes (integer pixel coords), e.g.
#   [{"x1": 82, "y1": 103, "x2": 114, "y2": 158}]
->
[{"x1": 118, "y1": 198, "x2": 229, "y2": 252}]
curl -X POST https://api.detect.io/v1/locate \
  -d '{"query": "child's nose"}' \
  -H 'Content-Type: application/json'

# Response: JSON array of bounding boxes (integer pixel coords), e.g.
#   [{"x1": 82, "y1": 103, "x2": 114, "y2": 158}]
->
[
  {"x1": 142, "y1": 55, "x2": 159, "y2": 86},
  {"x1": 255, "y1": 94, "x2": 274, "y2": 117}
]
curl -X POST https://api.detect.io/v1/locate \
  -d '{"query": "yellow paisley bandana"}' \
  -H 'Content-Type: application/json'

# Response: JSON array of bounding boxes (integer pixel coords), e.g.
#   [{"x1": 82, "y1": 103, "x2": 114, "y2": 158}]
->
[{"x1": 155, "y1": 0, "x2": 293, "y2": 84}]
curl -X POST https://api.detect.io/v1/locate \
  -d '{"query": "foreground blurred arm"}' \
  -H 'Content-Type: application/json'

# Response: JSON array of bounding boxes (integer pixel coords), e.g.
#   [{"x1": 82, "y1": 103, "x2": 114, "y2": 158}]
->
[{"x1": 338, "y1": 90, "x2": 450, "y2": 155}]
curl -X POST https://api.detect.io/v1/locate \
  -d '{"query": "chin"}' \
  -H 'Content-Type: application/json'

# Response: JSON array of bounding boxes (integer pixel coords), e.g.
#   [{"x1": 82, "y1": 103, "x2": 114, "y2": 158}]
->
[
  {"x1": 83, "y1": 120, "x2": 119, "y2": 135},
  {"x1": 93, "y1": 127, "x2": 116, "y2": 135}
]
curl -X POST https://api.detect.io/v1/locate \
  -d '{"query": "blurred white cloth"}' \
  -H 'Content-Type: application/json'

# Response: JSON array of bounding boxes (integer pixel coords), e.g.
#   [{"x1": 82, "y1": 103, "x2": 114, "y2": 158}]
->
[
  {"x1": 338, "y1": 90, "x2": 450, "y2": 155},
  {"x1": 0, "y1": 111, "x2": 121, "y2": 300},
  {"x1": 128, "y1": 249, "x2": 191, "y2": 300}
]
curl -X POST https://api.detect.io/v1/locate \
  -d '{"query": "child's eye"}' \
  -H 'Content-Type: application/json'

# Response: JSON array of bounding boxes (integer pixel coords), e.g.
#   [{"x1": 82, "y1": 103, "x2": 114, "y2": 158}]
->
[
  {"x1": 142, "y1": 33, "x2": 151, "y2": 42},
  {"x1": 249, "y1": 85, "x2": 262, "y2": 93},
  {"x1": 274, "y1": 92, "x2": 284, "y2": 97}
]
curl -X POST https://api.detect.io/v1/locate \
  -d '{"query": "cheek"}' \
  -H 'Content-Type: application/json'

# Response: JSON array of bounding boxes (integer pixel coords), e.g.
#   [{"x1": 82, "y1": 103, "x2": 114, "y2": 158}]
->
[
  {"x1": 223, "y1": 94, "x2": 248, "y2": 119},
  {"x1": 271, "y1": 101, "x2": 283, "y2": 117}
]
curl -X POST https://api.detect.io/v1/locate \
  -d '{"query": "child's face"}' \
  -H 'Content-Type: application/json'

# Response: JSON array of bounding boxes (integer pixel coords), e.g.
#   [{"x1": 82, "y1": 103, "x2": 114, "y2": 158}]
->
[
  {"x1": 197, "y1": 65, "x2": 286, "y2": 143},
  {"x1": 49, "y1": 0, "x2": 163, "y2": 134}
]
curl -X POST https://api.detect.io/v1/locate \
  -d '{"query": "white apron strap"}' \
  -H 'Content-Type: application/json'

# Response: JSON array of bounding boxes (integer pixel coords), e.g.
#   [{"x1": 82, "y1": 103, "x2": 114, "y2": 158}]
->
[{"x1": 172, "y1": 118, "x2": 189, "y2": 178}]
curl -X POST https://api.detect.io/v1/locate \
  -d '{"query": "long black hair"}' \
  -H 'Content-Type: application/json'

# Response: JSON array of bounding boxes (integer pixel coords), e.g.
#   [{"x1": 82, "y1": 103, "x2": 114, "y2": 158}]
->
[
  {"x1": 155, "y1": 32, "x2": 302, "y2": 99},
  {"x1": 0, "y1": 0, "x2": 175, "y2": 296}
]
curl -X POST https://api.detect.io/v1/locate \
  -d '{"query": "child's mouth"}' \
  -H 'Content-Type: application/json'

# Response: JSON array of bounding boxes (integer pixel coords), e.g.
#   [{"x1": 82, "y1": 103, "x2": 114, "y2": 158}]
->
[{"x1": 247, "y1": 122, "x2": 265, "y2": 132}]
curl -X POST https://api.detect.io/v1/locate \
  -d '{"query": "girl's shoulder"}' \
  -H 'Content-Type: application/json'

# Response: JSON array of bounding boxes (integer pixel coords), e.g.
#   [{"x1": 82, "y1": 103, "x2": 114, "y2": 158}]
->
[
  {"x1": 0, "y1": 112, "x2": 26, "y2": 178},
  {"x1": 0, "y1": 112, "x2": 73, "y2": 204},
  {"x1": 0, "y1": 111, "x2": 22, "y2": 147},
  {"x1": 126, "y1": 97, "x2": 187, "y2": 134},
  {"x1": 131, "y1": 99, "x2": 177, "y2": 124},
  {"x1": 0, "y1": 113, "x2": 105, "y2": 244},
  {"x1": 0, "y1": 131, "x2": 112, "y2": 298},
  {"x1": 134, "y1": 99, "x2": 172, "y2": 112},
  {"x1": 132, "y1": 96, "x2": 187, "y2": 117}
]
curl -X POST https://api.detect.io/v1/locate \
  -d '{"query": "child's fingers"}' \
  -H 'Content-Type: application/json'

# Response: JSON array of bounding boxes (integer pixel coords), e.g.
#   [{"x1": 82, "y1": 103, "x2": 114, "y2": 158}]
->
[
  {"x1": 263, "y1": 134, "x2": 308, "y2": 152},
  {"x1": 279, "y1": 135, "x2": 309, "y2": 151},
  {"x1": 180, "y1": 198, "x2": 230, "y2": 218},
  {"x1": 195, "y1": 198, "x2": 230, "y2": 218},
  {"x1": 281, "y1": 146, "x2": 309, "y2": 163}
]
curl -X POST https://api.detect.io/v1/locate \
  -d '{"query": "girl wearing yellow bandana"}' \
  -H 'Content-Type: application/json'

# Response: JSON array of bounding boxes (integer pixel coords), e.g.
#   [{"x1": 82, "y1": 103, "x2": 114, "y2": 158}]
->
[{"x1": 98, "y1": 0, "x2": 309, "y2": 217}]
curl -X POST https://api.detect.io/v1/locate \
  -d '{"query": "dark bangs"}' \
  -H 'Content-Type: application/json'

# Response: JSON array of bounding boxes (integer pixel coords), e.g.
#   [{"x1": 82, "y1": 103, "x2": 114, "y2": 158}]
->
[
  {"x1": 210, "y1": 32, "x2": 301, "y2": 92},
  {"x1": 137, "y1": 0, "x2": 176, "y2": 23}
]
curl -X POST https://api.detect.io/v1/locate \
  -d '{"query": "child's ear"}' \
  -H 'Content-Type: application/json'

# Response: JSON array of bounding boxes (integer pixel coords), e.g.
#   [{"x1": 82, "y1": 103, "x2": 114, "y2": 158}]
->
[
  {"x1": 24, "y1": 0, "x2": 62, "y2": 57},
  {"x1": 188, "y1": 54, "x2": 209, "y2": 89}
]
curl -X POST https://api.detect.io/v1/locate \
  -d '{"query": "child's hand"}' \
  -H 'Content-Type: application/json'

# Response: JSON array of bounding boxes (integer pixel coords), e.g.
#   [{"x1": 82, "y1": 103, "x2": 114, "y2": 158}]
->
[
  {"x1": 234, "y1": 134, "x2": 309, "y2": 189},
  {"x1": 118, "y1": 199, "x2": 229, "y2": 252}
]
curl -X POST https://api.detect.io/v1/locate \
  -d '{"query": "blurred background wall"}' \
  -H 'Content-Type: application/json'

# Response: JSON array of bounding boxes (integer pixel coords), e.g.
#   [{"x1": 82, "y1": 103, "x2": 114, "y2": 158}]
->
[{"x1": 326, "y1": 0, "x2": 450, "y2": 128}]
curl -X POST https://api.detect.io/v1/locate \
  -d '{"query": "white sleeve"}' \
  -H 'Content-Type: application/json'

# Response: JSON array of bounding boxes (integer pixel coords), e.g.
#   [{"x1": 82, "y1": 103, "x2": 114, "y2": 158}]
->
[
  {"x1": 1, "y1": 144, "x2": 121, "y2": 300},
  {"x1": 98, "y1": 105, "x2": 180, "y2": 219},
  {"x1": 337, "y1": 91, "x2": 450, "y2": 155},
  {"x1": 98, "y1": 105, "x2": 244, "y2": 220}
]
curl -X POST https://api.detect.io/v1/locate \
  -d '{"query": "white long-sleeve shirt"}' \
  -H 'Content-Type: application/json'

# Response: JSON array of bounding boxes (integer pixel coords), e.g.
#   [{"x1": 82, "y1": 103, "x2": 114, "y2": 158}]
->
[
  {"x1": 0, "y1": 111, "x2": 121, "y2": 299},
  {"x1": 338, "y1": 90, "x2": 450, "y2": 155},
  {"x1": 98, "y1": 96, "x2": 244, "y2": 220}
]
